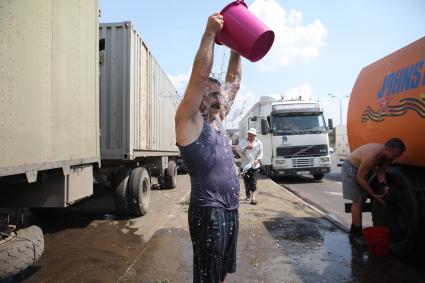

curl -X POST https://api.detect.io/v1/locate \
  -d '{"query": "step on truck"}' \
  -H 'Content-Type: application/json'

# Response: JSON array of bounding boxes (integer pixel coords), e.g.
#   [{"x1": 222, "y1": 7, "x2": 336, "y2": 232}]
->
[
  {"x1": 0, "y1": 1, "x2": 180, "y2": 279},
  {"x1": 347, "y1": 36, "x2": 425, "y2": 256},
  {"x1": 239, "y1": 96, "x2": 332, "y2": 180}
]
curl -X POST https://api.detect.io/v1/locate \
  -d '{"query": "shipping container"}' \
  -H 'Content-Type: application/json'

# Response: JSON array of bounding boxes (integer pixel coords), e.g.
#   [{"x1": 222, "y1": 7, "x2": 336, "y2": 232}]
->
[
  {"x1": 0, "y1": 0, "x2": 99, "y2": 278},
  {"x1": 0, "y1": 0, "x2": 99, "y2": 208},
  {"x1": 1, "y1": 7, "x2": 182, "y2": 279},
  {"x1": 335, "y1": 125, "x2": 350, "y2": 162},
  {"x1": 0, "y1": 0, "x2": 100, "y2": 180},
  {"x1": 99, "y1": 22, "x2": 179, "y2": 160}
]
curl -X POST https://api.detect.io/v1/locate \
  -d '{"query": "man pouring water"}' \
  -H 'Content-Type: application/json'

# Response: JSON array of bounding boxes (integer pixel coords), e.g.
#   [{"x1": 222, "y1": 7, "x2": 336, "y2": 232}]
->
[{"x1": 175, "y1": 12, "x2": 242, "y2": 283}]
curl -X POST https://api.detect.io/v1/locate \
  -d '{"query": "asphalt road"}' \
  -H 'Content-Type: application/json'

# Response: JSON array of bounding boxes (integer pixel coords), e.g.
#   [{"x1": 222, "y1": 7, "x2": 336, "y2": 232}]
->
[
  {"x1": 6, "y1": 168, "x2": 424, "y2": 283},
  {"x1": 272, "y1": 153, "x2": 373, "y2": 231}
]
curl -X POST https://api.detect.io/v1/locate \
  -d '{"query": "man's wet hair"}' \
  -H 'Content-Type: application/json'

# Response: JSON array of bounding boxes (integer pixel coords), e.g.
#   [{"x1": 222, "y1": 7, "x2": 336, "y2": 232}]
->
[
  {"x1": 208, "y1": 77, "x2": 221, "y2": 86},
  {"x1": 385, "y1": 138, "x2": 406, "y2": 152},
  {"x1": 207, "y1": 77, "x2": 222, "y2": 97}
]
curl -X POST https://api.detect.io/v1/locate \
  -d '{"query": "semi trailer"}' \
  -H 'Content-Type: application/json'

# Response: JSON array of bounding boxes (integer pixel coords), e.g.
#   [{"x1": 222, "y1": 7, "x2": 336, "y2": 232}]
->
[
  {"x1": 335, "y1": 124, "x2": 350, "y2": 163},
  {"x1": 0, "y1": 0, "x2": 179, "y2": 278}
]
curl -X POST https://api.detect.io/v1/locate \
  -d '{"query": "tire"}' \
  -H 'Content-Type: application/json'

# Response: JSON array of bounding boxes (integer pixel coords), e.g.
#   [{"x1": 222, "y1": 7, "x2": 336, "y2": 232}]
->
[
  {"x1": 370, "y1": 174, "x2": 385, "y2": 226},
  {"x1": 128, "y1": 167, "x2": 151, "y2": 216},
  {"x1": 164, "y1": 160, "x2": 177, "y2": 189},
  {"x1": 113, "y1": 167, "x2": 132, "y2": 216},
  {"x1": 313, "y1": 173, "x2": 324, "y2": 180},
  {"x1": 29, "y1": 208, "x2": 63, "y2": 218},
  {"x1": 371, "y1": 167, "x2": 419, "y2": 256},
  {"x1": 263, "y1": 165, "x2": 273, "y2": 178},
  {"x1": 0, "y1": 225, "x2": 44, "y2": 279},
  {"x1": 416, "y1": 178, "x2": 425, "y2": 256},
  {"x1": 176, "y1": 159, "x2": 187, "y2": 175}
]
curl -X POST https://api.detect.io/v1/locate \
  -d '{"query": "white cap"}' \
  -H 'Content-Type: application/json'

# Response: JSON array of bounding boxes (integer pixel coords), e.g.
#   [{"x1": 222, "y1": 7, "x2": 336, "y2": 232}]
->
[{"x1": 247, "y1": 128, "x2": 257, "y2": 135}]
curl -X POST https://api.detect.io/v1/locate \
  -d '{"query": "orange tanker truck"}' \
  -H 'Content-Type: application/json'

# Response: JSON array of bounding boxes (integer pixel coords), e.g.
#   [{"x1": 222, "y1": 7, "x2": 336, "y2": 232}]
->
[{"x1": 348, "y1": 36, "x2": 425, "y2": 256}]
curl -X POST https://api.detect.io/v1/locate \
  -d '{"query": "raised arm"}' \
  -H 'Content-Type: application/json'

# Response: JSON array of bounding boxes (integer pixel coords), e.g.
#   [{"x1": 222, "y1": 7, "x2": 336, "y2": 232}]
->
[
  {"x1": 223, "y1": 50, "x2": 242, "y2": 117},
  {"x1": 175, "y1": 13, "x2": 223, "y2": 125}
]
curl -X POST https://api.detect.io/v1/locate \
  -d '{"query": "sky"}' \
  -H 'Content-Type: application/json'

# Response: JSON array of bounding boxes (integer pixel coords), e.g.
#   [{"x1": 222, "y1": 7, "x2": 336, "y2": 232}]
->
[{"x1": 100, "y1": 0, "x2": 425, "y2": 128}]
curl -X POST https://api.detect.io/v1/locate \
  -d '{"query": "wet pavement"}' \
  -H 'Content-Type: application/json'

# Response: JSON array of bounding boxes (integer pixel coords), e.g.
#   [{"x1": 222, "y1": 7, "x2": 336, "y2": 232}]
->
[
  {"x1": 270, "y1": 152, "x2": 373, "y2": 231},
  {"x1": 11, "y1": 176, "x2": 192, "y2": 283},
  {"x1": 115, "y1": 176, "x2": 425, "y2": 282},
  {"x1": 9, "y1": 175, "x2": 425, "y2": 282},
  {"x1": 272, "y1": 174, "x2": 373, "y2": 231},
  {"x1": 23, "y1": 216, "x2": 144, "y2": 282}
]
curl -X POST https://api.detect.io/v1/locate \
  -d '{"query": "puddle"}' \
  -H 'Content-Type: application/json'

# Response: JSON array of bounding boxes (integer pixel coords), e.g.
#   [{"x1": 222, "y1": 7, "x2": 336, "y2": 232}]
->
[{"x1": 263, "y1": 215, "x2": 425, "y2": 283}]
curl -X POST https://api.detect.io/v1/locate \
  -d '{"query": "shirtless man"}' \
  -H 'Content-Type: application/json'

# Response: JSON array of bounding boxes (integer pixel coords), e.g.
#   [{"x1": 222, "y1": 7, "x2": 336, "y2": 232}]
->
[
  {"x1": 175, "y1": 13, "x2": 242, "y2": 283},
  {"x1": 342, "y1": 138, "x2": 406, "y2": 238}
]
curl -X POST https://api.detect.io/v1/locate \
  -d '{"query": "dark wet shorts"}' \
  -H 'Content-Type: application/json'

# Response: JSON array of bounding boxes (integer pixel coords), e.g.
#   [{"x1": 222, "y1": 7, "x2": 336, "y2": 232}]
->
[
  {"x1": 188, "y1": 206, "x2": 239, "y2": 283},
  {"x1": 243, "y1": 168, "x2": 258, "y2": 192}
]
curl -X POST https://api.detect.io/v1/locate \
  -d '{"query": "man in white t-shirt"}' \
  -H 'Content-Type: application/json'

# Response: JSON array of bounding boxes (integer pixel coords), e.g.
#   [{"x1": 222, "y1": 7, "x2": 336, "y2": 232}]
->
[{"x1": 238, "y1": 128, "x2": 263, "y2": 205}]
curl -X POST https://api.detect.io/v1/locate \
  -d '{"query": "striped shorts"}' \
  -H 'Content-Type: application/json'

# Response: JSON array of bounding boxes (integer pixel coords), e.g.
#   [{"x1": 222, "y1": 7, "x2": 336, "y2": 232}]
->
[
  {"x1": 341, "y1": 160, "x2": 368, "y2": 201},
  {"x1": 188, "y1": 206, "x2": 239, "y2": 283}
]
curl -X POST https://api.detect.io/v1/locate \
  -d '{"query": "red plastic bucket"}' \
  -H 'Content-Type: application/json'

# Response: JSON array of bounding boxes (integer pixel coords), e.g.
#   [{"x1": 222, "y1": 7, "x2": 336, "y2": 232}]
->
[
  {"x1": 216, "y1": 0, "x2": 275, "y2": 62},
  {"x1": 363, "y1": 226, "x2": 389, "y2": 256}
]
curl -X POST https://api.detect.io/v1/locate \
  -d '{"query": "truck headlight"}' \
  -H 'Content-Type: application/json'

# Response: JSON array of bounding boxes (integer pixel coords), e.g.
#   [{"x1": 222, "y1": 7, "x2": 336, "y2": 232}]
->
[
  {"x1": 320, "y1": 157, "x2": 330, "y2": 163},
  {"x1": 275, "y1": 159, "x2": 285, "y2": 165}
]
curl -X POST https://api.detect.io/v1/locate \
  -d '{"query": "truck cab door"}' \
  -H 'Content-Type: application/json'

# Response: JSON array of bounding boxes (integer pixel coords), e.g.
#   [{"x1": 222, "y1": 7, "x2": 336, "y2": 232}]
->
[{"x1": 258, "y1": 117, "x2": 272, "y2": 166}]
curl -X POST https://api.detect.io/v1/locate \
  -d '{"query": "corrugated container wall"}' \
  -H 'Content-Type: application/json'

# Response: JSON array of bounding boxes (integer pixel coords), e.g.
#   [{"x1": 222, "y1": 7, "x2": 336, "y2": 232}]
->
[
  {"x1": 99, "y1": 22, "x2": 179, "y2": 160},
  {"x1": 0, "y1": 0, "x2": 100, "y2": 177}
]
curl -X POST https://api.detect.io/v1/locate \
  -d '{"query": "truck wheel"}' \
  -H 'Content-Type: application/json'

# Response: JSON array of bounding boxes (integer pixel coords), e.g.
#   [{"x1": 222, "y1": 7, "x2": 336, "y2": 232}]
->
[
  {"x1": 263, "y1": 165, "x2": 273, "y2": 178},
  {"x1": 164, "y1": 160, "x2": 177, "y2": 189},
  {"x1": 0, "y1": 225, "x2": 44, "y2": 279},
  {"x1": 372, "y1": 167, "x2": 419, "y2": 256},
  {"x1": 113, "y1": 167, "x2": 132, "y2": 216},
  {"x1": 369, "y1": 174, "x2": 384, "y2": 225},
  {"x1": 416, "y1": 178, "x2": 425, "y2": 255},
  {"x1": 29, "y1": 208, "x2": 62, "y2": 218},
  {"x1": 176, "y1": 159, "x2": 187, "y2": 175},
  {"x1": 313, "y1": 173, "x2": 324, "y2": 180},
  {"x1": 128, "y1": 167, "x2": 151, "y2": 216}
]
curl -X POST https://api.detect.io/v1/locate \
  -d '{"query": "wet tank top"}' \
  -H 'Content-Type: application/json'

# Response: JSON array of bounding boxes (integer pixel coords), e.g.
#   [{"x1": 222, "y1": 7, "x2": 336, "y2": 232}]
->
[{"x1": 178, "y1": 120, "x2": 240, "y2": 210}]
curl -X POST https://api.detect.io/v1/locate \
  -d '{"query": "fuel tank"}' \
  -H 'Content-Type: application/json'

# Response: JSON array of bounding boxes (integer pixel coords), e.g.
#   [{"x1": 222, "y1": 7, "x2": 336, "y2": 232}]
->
[{"x1": 348, "y1": 37, "x2": 425, "y2": 166}]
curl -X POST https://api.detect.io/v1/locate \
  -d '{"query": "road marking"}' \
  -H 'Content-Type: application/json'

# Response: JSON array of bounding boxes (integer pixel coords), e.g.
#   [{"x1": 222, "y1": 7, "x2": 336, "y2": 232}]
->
[{"x1": 323, "y1": 191, "x2": 343, "y2": 196}]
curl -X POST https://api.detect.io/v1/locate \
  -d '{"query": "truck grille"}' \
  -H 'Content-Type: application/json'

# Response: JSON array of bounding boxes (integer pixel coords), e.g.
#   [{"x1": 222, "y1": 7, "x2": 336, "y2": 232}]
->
[
  {"x1": 276, "y1": 145, "x2": 328, "y2": 158},
  {"x1": 292, "y1": 158, "x2": 314, "y2": 168}
]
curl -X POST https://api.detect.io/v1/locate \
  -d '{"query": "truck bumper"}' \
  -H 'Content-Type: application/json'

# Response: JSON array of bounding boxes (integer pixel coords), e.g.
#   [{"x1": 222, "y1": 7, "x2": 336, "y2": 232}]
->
[{"x1": 270, "y1": 166, "x2": 330, "y2": 176}]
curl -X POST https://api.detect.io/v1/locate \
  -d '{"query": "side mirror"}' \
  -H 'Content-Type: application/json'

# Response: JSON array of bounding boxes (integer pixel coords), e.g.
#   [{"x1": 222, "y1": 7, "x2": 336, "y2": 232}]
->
[
  {"x1": 328, "y1": 118, "x2": 333, "y2": 130},
  {"x1": 261, "y1": 118, "x2": 270, "y2": 135}
]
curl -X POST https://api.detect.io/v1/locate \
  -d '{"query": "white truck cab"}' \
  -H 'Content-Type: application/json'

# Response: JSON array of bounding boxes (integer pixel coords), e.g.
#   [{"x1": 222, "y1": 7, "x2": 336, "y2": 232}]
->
[{"x1": 239, "y1": 96, "x2": 331, "y2": 180}]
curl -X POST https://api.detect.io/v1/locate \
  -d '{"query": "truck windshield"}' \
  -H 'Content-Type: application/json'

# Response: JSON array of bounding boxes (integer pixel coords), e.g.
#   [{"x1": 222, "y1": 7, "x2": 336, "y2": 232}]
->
[{"x1": 271, "y1": 113, "x2": 327, "y2": 135}]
